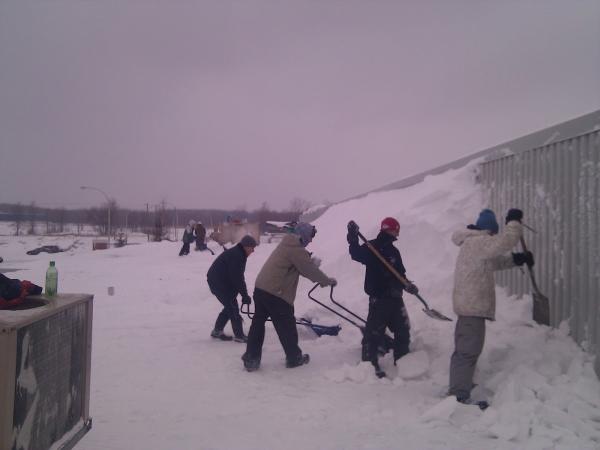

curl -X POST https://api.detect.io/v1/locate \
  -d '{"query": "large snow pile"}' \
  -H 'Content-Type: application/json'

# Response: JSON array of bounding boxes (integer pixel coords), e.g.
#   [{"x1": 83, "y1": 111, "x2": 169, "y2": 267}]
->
[{"x1": 0, "y1": 161, "x2": 598, "y2": 450}]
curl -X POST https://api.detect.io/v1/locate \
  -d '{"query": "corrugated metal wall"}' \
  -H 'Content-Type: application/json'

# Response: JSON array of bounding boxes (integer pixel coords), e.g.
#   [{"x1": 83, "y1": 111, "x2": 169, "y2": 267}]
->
[{"x1": 480, "y1": 130, "x2": 600, "y2": 375}]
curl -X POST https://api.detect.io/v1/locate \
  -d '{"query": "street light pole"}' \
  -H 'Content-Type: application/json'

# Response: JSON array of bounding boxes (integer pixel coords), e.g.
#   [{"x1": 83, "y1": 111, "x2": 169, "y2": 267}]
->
[{"x1": 81, "y1": 186, "x2": 111, "y2": 248}]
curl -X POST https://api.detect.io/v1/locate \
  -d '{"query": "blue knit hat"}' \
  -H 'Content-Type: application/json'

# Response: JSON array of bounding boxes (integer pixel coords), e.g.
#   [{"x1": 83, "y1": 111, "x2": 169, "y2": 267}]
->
[
  {"x1": 294, "y1": 222, "x2": 316, "y2": 247},
  {"x1": 475, "y1": 209, "x2": 499, "y2": 234}
]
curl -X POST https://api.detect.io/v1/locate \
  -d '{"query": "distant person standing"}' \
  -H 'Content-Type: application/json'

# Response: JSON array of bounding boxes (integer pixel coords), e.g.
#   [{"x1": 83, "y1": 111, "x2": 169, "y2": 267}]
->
[
  {"x1": 448, "y1": 208, "x2": 532, "y2": 408},
  {"x1": 194, "y1": 222, "x2": 207, "y2": 250},
  {"x1": 207, "y1": 235, "x2": 257, "y2": 342},
  {"x1": 179, "y1": 220, "x2": 196, "y2": 256},
  {"x1": 242, "y1": 222, "x2": 337, "y2": 372}
]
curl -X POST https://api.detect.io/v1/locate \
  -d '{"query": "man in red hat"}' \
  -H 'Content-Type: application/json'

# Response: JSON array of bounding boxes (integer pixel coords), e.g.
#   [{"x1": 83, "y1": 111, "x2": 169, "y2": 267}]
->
[{"x1": 347, "y1": 217, "x2": 419, "y2": 378}]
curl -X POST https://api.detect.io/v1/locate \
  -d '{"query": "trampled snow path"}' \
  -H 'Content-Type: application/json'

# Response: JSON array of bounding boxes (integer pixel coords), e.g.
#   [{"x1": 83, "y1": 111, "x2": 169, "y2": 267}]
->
[{"x1": 1, "y1": 162, "x2": 599, "y2": 449}]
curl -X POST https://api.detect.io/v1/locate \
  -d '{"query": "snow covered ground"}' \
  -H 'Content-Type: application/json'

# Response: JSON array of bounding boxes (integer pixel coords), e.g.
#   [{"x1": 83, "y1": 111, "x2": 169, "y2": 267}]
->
[{"x1": 1, "y1": 162, "x2": 599, "y2": 449}]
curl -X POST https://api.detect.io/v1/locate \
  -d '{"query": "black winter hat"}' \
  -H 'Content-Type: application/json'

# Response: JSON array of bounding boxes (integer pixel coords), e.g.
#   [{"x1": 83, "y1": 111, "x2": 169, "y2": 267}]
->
[{"x1": 240, "y1": 235, "x2": 258, "y2": 248}]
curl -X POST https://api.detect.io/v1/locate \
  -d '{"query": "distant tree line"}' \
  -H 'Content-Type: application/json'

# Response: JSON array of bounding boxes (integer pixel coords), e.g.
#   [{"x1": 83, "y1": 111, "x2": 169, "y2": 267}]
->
[{"x1": 0, "y1": 198, "x2": 311, "y2": 237}]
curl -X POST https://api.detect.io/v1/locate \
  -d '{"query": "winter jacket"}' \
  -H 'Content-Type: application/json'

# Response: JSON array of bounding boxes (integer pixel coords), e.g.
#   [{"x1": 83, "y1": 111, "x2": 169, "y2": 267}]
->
[
  {"x1": 254, "y1": 234, "x2": 330, "y2": 306},
  {"x1": 0, "y1": 274, "x2": 42, "y2": 309},
  {"x1": 348, "y1": 231, "x2": 407, "y2": 298},
  {"x1": 451, "y1": 220, "x2": 523, "y2": 320},
  {"x1": 195, "y1": 224, "x2": 206, "y2": 242},
  {"x1": 182, "y1": 225, "x2": 195, "y2": 244},
  {"x1": 207, "y1": 244, "x2": 250, "y2": 298}
]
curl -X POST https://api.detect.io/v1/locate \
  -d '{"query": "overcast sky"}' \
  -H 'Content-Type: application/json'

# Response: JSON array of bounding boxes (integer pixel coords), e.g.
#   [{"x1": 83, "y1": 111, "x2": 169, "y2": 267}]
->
[{"x1": 1, "y1": 1, "x2": 599, "y2": 211}]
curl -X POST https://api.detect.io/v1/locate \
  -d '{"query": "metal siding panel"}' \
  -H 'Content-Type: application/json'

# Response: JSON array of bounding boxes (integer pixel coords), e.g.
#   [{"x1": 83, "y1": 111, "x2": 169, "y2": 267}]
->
[
  {"x1": 574, "y1": 137, "x2": 584, "y2": 342},
  {"x1": 479, "y1": 130, "x2": 600, "y2": 376}
]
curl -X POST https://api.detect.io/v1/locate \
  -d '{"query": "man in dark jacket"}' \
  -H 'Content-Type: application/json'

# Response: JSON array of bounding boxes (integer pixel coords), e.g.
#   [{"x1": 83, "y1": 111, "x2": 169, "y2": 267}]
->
[
  {"x1": 179, "y1": 220, "x2": 196, "y2": 256},
  {"x1": 207, "y1": 235, "x2": 257, "y2": 342},
  {"x1": 347, "y1": 217, "x2": 419, "y2": 378}
]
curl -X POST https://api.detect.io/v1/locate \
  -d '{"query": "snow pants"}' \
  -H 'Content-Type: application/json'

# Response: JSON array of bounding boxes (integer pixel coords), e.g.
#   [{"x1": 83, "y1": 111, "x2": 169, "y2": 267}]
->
[
  {"x1": 243, "y1": 288, "x2": 302, "y2": 364},
  {"x1": 448, "y1": 316, "x2": 486, "y2": 400},
  {"x1": 364, "y1": 296, "x2": 410, "y2": 364},
  {"x1": 179, "y1": 242, "x2": 190, "y2": 256},
  {"x1": 210, "y1": 288, "x2": 244, "y2": 338}
]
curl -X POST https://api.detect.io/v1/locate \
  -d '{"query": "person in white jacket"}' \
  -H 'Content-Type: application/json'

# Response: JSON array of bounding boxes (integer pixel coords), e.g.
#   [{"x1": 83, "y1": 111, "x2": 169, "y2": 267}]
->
[{"x1": 448, "y1": 208, "x2": 534, "y2": 407}]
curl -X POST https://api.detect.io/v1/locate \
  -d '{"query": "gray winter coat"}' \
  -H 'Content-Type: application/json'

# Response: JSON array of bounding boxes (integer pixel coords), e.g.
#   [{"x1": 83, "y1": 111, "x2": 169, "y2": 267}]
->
[
  {"x1": 451, "y1": 220, "x2": 523, "y2": 320},
  {"x1": 255, "y1": 234, "x2": 331, "y2": 306}
]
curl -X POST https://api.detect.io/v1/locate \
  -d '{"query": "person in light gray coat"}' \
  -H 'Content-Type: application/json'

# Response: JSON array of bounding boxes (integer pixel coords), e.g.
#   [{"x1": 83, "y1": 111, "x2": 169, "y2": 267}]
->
[
  {"x1": 242, "y1": 222, "x2": 337, "y2": 372},
  {"x1": 448, "y1": 208, "x2": 534, "y2": 406}
]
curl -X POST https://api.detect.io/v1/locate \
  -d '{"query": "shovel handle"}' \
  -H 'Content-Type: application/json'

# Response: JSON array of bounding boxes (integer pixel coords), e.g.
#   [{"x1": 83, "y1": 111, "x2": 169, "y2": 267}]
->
[
  {"x1": 356, "y1": 230, "x2": 432, "y2": 311},
  {"x1": 519, "y1": 236, "x2": 541, "y2": 294}
]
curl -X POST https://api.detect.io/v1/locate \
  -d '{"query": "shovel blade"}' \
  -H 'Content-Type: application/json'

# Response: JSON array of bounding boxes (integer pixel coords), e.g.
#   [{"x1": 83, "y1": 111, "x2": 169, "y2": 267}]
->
[
  {"x1": 532, "y1": 292, "x2": 550, "y2": 326},
  {"x1": 423, "y1": 308, "x2": 453, "y2": 322}
]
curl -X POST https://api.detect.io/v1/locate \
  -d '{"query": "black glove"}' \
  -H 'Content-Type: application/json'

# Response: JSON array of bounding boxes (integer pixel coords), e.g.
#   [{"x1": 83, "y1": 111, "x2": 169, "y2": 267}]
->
[
  {"x1": 404, "y1": 282, "x2": 419, "y2": 295},
  {"x1": 512, "y1": 251, "x2": 534, "y2": 267},
  {"x1": 505, "y1": 208, "x2": 523, "y2": 224},
  {"x1": 241, "y1": 294, "x2": 252, "y2": 305},
  {"x1": 347, "y1": 221, "x2": 359, "y2": 244},
  {"x1": 347, "y1": 221, "x2": 359, "y2": 236}
]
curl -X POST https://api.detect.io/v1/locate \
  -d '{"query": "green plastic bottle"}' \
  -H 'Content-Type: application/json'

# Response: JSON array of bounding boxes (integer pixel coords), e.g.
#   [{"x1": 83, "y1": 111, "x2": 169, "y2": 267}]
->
[{"x1": 45, "y1": 261, "x2": 58, "y2": 296}]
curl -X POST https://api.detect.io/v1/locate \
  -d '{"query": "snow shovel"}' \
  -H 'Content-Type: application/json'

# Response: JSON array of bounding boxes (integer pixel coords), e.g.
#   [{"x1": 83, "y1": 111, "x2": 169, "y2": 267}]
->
[
  {"x1": 239, "y1": 302, "x2": 341, "y2": 336},
  {"x1": 520, "y1": 236, "x2": 550, "y2": 326},
  {"x1": 307, "y1": 283, "x2": 394, "y2": 356},
  {"x1": 354, "y1": 227, "x2": 453, "y2": 322}
]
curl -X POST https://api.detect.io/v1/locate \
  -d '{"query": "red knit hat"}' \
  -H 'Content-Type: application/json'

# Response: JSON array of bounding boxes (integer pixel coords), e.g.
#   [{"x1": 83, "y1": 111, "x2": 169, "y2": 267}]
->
[{"x1": 380, "y1": 217, "x2": 400, "y2": 233}]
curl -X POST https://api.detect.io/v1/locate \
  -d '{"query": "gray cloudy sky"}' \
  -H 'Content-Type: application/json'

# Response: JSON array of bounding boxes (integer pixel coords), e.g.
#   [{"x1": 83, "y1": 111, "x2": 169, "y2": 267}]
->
[{"x1": 1, "y1": 1, "x2": 599, "y2": 211}]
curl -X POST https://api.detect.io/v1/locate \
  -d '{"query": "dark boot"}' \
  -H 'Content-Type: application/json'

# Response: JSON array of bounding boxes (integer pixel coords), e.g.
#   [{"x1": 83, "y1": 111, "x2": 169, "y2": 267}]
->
[
  {"x1": 234, "y1": 335, "x2": 248, "y2": 343},
  {"x1": 286, "y1": 354, "x2": 310, "y2": 368},
  {"x1": 372, "y1": 361, "x2": 386, "y2": 378},
  {"x1": 210, "y1": 329, "x2": 233, "y2": 341},
  {"x1": 456, "y1": 396, "x2": 489, "y2": 410},
  {"x1": 242, "y1": 353, "x2": 260, "y2": 372}
]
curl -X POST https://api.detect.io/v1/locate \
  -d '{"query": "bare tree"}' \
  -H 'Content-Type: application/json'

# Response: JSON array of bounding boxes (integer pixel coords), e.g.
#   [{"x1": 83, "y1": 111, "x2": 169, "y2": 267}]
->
[
  {"x1": 28, "y1": 201, "x2": 37, "y2": 235},
  {"x1": 11, "y1": 203, "x2": 24, "y2": 236},
  {"x1": 255, "y1": 201, "x2": 276, "y2": 232},
  {"x1": 288, "y1": 197, "x2": 312, "y2": 220},
  {"x1": 152, "y1": 203, "x2": 168, "y2": 242}
]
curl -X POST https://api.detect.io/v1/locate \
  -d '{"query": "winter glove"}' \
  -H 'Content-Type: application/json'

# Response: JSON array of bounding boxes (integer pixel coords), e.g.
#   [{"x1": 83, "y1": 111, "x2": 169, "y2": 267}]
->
[
  {"x1": 347, "y1": 221, "x2": 359, "y2": 244},
  {"x1": 241, "y1": 294, "x2": 252, "y2": 305},
  {"x1": 505, "y1": 208, "x2": 524, "y2": 224},
  {"x1": 404, "y1": 282, "x2": 419, "y2": 295},
  {"x1": 321, "y1": 277, "x2": 337, "y2": 288},
  {"x1": 512, "y1": 251, "x2": 534, "y2": 267},
  {"x1": 311, "y1": 256, "x2": 322, "y2": 268}
]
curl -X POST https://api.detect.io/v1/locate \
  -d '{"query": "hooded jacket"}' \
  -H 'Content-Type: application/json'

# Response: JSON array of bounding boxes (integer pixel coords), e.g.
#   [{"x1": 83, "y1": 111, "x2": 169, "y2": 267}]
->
[
  {"x1": 207, "y1": 243, "x2": 250, "y2": 298},
  {"x1": 182, "y1": 225, "x2": 195, "y2": 244},
  {"x1": 254, "y1": 234, "x2": 330, "y2": 305},
  {"x1": 451, "y1": 220, "x2": 523, "y2": 320}
]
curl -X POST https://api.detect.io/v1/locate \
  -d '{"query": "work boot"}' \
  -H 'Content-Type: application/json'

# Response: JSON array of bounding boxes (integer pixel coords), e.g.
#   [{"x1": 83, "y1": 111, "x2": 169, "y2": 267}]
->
[
  {"x1": 242, "y1": 354, "x2": 260, "y2": 372},
  {"x1": 234, "y1": 335, "x2": 248, "y2": 343},
  {"x1": 286, "y1": 354, "x2": 310, "y2": 368},
  {"x1": 210, "y1": 329, "x2": 233, "y2": 341},
  {"x1": 456, "y1": 396, "x2": 489, "y2": 410},
  {"x1": 373, "y1": 362, "x2": 386, "y2": 378}
]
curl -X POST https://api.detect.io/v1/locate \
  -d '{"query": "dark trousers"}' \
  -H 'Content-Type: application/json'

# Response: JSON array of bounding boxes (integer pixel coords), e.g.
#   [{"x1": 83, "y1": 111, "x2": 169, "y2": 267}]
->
[
  {"x1": 179, "y1": 242, "x2": 190, "y2": 256},
  {"x1": 449, "y1": 316, "x2": 486, "y2": 400},
  {"x1": 364, "y1": 296, "x2": 410, "y2": 364},
  {"x1": 211, "y1": 288, "x2": 244, "y2": 338},
  {"x1": 244, "y1": 288, "x2": 302, "y2": 363}
]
